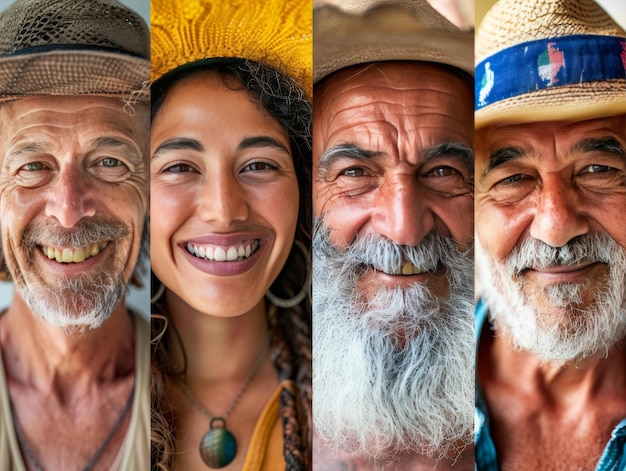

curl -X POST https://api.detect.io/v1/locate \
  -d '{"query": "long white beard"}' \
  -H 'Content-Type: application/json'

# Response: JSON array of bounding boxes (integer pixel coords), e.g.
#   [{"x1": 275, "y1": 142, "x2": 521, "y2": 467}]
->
[
  {"x1": 16, "y1": 219, "x2": 129, "y2": 333},
  {"x1": 478, "y1": 232, "x2": 626, "y2": 363},
  {"x1": 312, "y1": 222, "x2": 475, "y2": 460}
]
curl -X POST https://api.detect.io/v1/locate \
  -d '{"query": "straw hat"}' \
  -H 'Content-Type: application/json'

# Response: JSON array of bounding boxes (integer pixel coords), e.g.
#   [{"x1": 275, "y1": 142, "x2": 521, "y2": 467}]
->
[
  {"x1": 314, "y1": 0, "x2": 474, "y2": 84},
  {"x1": 0, "y1": 0, "x2": 150, "y2": 104},
  {"x1": 150, "y1": 0, "x2": 312, "y2": 97},
  {"x1": 475, "y1": 0, "x2": 626, "y2": 128}
]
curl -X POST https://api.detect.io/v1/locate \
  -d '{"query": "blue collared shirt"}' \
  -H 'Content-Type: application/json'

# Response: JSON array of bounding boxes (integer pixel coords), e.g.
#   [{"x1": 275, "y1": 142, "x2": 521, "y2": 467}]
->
[{"x1": 475, "y1": 299, "x2": 626, "y2": 471}]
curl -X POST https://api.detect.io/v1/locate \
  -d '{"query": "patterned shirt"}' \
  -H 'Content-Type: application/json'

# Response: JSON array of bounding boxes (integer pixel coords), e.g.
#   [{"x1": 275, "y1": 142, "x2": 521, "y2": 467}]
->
[{"x1": 475, "y1": 299, "x2": 626, "y2": 471}]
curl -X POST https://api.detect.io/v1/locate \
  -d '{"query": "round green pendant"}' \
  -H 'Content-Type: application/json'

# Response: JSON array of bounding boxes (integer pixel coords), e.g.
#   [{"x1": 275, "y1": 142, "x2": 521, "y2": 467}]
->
[{"x1": 199, "y1": 418, "x2": 237, "y2": 468}]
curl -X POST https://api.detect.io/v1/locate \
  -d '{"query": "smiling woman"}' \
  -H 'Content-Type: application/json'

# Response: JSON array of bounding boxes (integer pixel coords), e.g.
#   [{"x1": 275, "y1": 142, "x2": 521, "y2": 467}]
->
[{"x1": 149, "y1": 1, "x2": 312, "y2": 470}]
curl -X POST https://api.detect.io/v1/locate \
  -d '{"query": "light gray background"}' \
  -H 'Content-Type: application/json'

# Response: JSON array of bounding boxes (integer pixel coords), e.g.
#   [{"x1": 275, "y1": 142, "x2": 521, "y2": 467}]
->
[{"x1": 0, "y1": 0, "x2": 150, "y2": 314}]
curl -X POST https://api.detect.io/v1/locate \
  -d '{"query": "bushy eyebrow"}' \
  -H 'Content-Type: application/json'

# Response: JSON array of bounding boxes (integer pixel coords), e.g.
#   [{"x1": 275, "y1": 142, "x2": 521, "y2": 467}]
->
[
  {"x1": 424, "y1": 142, "x2": 474, "y2": 171},
  {"x1": 573, "y1": 137, "x2": 626, "y2": 159},
  {"x1": 483, "y1": 146, "x2": 525, "y2": 176},
  {"x1": 151, "y1": 137, "x2": 203, "y2": 160},
  {"x1": 318, "y1": 144, "x2": 382, "y2": 172}
]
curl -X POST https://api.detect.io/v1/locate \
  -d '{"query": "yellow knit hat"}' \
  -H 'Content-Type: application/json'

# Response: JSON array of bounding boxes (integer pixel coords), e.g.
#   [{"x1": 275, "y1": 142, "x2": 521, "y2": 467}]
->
[{"x1": 151, "y1": 0, "x2": 312, "y2": 97}]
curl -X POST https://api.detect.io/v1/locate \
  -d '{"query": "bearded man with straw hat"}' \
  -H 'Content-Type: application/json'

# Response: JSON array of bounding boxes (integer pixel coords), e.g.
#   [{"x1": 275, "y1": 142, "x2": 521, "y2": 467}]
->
[
  {"x1": 312, "y1": 0, "x2": 475, "y2": 469},
  {"x1": 0, "y1": 0, "x2": 150, "y2": 469},
  {"x1": 474, "y1": 0, "x2": 626, "y2": 469}
]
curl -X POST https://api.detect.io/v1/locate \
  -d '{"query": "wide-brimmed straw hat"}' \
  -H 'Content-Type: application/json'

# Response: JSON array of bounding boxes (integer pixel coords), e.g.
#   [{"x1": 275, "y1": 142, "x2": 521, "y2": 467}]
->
[
  {"x1": 150, "y1": 0, "x2": 312, "y2": 97},
  {"x1": 475, "y1": 0, "x2": 626, "y2": 129},
  {"x1": 0, "y1": 0, "x2": 150, "y2": 104},
  {"x1": 314, "y1": 0, "x2": 474, "y2": 84}
]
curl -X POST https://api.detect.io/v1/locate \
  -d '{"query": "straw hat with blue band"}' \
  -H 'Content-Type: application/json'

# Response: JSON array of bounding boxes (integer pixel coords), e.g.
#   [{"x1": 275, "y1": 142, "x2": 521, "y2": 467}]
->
[
  {"x1": 475, "y1": 0, "x2": 626, "y2": 129},
  {"x1": 150, "y1": 0, "x2": 312, "y2": 98},
  {"x1": 0, "y1": 0, "x2": 150, "y2": 104}
]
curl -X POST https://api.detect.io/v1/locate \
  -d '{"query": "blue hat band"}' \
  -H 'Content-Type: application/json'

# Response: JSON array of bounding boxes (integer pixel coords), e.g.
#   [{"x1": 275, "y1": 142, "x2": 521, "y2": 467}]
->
[{"x1": 475, "y1": 35, "x2": 626, "y2": 111}]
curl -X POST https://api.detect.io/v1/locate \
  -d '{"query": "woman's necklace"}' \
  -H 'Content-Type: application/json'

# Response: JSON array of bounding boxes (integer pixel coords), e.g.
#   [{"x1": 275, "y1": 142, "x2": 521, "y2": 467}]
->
[{"x1": 180, "y1": 333, "x2": 270, "y2": 469}]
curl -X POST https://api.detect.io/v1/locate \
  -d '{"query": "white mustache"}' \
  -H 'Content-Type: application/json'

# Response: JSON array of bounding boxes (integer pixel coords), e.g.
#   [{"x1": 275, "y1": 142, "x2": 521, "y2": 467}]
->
[{"x1": 506, "y1": 232, "x2": 615, "y2": 276}]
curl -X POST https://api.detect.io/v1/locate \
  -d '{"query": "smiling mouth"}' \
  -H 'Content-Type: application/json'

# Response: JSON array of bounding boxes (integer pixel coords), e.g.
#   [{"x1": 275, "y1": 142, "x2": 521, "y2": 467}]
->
[
  {"x1": 40, "y1": 242, "x2": 108, "y2": 263},
  {"x1": 186, "y1": 240, "x2": 260, "y2": 262}
]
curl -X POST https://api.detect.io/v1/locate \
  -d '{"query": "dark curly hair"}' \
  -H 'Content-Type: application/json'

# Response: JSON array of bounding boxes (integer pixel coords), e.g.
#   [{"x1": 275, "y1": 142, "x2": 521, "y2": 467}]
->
[{"x1": 150, "y1": 58, "x2": 312, "y2": 470}]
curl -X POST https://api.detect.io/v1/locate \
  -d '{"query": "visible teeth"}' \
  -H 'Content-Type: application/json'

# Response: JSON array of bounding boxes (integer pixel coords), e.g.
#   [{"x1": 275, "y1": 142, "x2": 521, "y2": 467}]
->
[
  {"x1": 226, "y1": 247, "x2": 238, "y2": 261},
  {"x1": 401, "y1": 262, "x2": 414, "y2": 275},
  {"x1": 187, "y1": 240, "x2": 259, "y2": 262},
  {"x1": 43, "y1": 242, "x2": 104, "y2": 264},
  {"x1": 214, "y1": 247, "x2": 226, "y2": 261}
]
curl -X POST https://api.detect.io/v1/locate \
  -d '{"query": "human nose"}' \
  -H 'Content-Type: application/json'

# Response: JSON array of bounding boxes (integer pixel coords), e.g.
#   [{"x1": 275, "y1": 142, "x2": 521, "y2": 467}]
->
[
  {"x1": 198, "y1": 173, "x2": 249, "y2": 226},
  {"x1": 370, "y1": 175, "x2": 434, "y2": 246},
  {"x1": 45, "y1": 167, "x2": 96, "y2": 228},
  {"x1": 529, "y1": 176, "x2": 589, "y2": 247}
]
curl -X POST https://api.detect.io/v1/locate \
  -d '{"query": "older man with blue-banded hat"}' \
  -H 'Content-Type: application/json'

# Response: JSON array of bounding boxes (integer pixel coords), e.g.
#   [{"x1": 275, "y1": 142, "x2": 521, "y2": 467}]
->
[{"x1": 474, "y1": 0, "x2": 626, "y2": 469}]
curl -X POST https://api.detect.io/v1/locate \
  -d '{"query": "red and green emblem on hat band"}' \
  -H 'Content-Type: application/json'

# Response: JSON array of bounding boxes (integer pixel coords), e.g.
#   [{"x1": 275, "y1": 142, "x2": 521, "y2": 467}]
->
[{"x1": 475, "y1": 35, "x2": 626, "y2": 110}]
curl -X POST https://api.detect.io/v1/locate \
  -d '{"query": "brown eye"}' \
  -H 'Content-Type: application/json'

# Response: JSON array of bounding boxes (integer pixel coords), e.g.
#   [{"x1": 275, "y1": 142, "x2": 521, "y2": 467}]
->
[{"x1": 342, "y1": 167, "x2": 366, "y2": 177}]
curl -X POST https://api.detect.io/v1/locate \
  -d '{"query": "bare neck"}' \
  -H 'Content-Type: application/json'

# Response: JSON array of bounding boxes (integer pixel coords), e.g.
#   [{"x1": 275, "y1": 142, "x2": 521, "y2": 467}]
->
[
  {"x1": 0, "y1": 294, "x2": 135, "y2": 399},
  {"x1": 164, "y1": 289, "x2": 269, "y2": 385},
  {"x1": 484, "y1": 330, "x2": 626, "y2": 404}
]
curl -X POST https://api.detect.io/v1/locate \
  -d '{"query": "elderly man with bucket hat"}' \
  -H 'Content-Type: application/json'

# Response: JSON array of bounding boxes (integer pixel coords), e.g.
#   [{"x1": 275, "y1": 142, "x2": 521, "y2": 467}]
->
[
  {"x1": 0, "y1": 0, "x2": 150, "y2": 469},
  {"x1": 312, "y1": 0, "x2": 475, "y2": 469},
  {"x1": 474, "y1": 0, "x2": 626, "y2": 469}
]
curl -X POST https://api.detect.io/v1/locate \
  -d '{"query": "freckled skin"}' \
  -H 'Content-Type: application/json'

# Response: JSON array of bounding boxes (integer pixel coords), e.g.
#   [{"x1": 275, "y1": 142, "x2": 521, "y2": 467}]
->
[
  {"x1": 313, "y1": 62, "x2": 474, "y2": 298},
  {"x1": 0, "y1": 96, "x2": 149, "y2": 292}
]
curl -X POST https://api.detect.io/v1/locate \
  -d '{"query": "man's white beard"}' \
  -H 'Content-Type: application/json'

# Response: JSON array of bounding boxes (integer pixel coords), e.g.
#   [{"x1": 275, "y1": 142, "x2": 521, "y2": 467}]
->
[
  {"x1": 16, "y1": 219, "x2": 129, "y2": 333},
  {"x1": 312, "y1": 221, "x2": 475, "y2": 460},
  {"x1": 478, "y1": 232, "x2": 626, "y2": 363}
]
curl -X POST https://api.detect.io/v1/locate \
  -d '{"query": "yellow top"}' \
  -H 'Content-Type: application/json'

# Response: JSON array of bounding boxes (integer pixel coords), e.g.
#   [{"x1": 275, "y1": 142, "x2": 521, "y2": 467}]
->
[
  {"x1": 151, "y1": 0, "x2": 312, "y2": 97},
  {"x1": 242, "y1": 379, "x2": 291, "y2": 470},
  {"x1": 0, "y1": 313, "x2": 150, "y2": 471}
]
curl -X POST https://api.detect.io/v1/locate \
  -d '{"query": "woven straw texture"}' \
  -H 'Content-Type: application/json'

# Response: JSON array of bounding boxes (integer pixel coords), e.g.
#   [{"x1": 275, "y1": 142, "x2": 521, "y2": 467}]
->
[
  {"x1": 313, "y1": 0, "x2": 473, "y2": 84},
  {"x1": 476, "y1": 0, "x2": 624, "y2": 62},
  {"x1": 475, "y1": 0, "x2": 626, "y2": 128},
  {"x1": 151, "y1": 0, "x2": 312, "y2": 97},
  {"x1": 0, "y1": 0, "x2": 149, "y2": 102}
]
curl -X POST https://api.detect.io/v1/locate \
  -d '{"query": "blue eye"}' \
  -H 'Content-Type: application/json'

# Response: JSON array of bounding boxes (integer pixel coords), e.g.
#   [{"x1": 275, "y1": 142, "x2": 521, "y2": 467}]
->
[
  {"x1": 22, "y1": 162, "x2": 44, "y2": 171},
  {"x1": 101, "y1": 157, "x2": 123, "y2": 168}
]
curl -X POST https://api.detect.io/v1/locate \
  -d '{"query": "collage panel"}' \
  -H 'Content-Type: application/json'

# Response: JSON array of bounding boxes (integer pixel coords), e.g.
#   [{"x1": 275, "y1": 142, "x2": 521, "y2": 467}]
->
[
  {"x1": 311, "y1": 1, "x2": 475, "y2": 469},
  {"x1": 474, "y1": 0, "x2": 626, "y2": 470},
  {"x1": 0, "y1": 0, "x2": 624, "y2": 470},
  {"x1": 149, "y1": 0, "x2": 312, "y2": 469},
  {"x1": 0, "y1": 0, "x2": 151, "y2": 469}
]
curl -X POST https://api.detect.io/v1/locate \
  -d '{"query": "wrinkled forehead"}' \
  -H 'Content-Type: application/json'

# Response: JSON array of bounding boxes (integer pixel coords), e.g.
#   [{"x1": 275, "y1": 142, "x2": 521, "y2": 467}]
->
[
  {"x1": 475, "y1": 115, "x2": 626, "y2": 161},
  {"x1": 0, "y1": 95, "x2": 149, "y2": 159}
]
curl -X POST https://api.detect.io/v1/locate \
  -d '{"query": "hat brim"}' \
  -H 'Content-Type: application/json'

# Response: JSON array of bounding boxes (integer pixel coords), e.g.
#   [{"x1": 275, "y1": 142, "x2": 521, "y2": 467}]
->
[
  {"x1": 475, "y1": 79, "x2": 626, "y2": 128},
  {"x1": 314, "y1": 4, "x2": 474, "y2": 83},
  {"x1": 0, "y1": 49, "x2": 150, "y2": 103}
]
